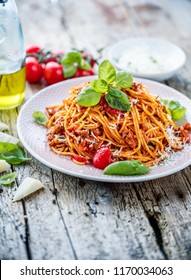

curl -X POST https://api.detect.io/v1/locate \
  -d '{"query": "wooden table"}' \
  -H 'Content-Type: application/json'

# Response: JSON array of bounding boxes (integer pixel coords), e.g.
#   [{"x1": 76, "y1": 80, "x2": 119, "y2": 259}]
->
[{"x1": 1, "y1": 0, "x2": 191, "y2": 260}]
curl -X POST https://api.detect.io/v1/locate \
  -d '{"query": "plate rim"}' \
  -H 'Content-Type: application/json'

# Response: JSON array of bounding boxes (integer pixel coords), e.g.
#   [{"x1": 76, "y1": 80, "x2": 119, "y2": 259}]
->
[{"x1": 17, "y1": 77, "x2": 191, "y2": 183}]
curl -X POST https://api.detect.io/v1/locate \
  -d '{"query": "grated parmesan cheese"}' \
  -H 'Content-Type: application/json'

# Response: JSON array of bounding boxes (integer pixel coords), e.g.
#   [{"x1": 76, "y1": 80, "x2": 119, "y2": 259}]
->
[
  {"x1": 112, "y1": 147, "x2": 123, "y2": 156},
  {"x1": 117, "y1": 113, "x2": 121, "y2": 124},
  {"x1": 166, "y1": 114, "x2": 172, "y2": 121},
  {"x1": 106, "y1": 142, "x2": 112, "y2": 146},
  {"x1": 165, "y1": 125, "x2": 180, "y2": 146},
  {"x1": 91, "y1": 131, "x2": 99, "y2": 140},
  {"x1": 153, "y1": 142, "x2": 191, "y2": 168},
  {"x1": 54, "y1": 116, "x2": 64, "y2": 124},
  {"x1": 131, "y1": 98, "x2": 139, "y2": 106},
  {"x1": 55, "y1": 134, "x2": 67, "y2": 143},
  {"x1": 85, "y1": 138, "x2": 96, "y2": 144},
  {"x1": 108, "y1": 123, "x2": 117, "y2": 130}
]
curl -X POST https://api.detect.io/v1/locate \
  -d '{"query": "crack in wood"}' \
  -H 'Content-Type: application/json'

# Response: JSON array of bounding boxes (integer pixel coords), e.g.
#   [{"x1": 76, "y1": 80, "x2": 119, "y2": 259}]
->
[
  {"x1": 147, "y1": 215, "x2": 168, "y2": 260},
  {"x1": 86, "y1": 202, "x2": 98, "y2": 216},
  {"x1": 133, "y1": 185, "x2": 168, "y2": 259},
  {"x1": 51, "y1": 171, "x2": 78, "y2": 260},
  {"x1": 21, "y1": 201, "x2": 32, "y2": 260},
  {"x1": 0, "y1": 206, "x2": 25, "y2": 243}
]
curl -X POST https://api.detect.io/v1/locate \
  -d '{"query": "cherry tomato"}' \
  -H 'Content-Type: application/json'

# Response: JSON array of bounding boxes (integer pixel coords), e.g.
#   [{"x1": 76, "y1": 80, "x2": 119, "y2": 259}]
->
[
  {"x1": 43, "y1": 61, "x2": 64, "y2": 85},
  {"x1": 82, "y1": 52, "x2": 96, "y2": 67},
  {"x1": 25, "y1": 56, "x2": 43, "y2": 83},
  {"x1": 26, "y1": 45, "x2": 41, "y2": 54},
  {"x1": 93, "y1": 145, "x2": 112, "y2": 169},
  {"x1": 74, "y1": 68, "x2": 95, "y2": 78},
  {"x1": 44, "y1": 57, "x2": 58, "y2": 64},
  {"x1": 41, "y1": 63, "x2": 46, "y2": 71},
  {"x1": 71, "y1": 154, "x2": 87, "y2": 164}
]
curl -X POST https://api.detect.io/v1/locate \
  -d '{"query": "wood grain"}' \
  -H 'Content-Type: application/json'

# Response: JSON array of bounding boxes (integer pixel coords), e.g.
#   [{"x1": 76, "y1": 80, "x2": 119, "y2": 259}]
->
[{"x1": 1, "y1": 0, "x2": 191, "y2": 259}]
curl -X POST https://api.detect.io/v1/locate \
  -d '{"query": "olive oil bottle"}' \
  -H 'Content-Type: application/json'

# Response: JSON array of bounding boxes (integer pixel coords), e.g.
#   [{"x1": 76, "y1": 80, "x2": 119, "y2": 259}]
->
[
  {"x1": 0, "y1": 66, "x2": 26, "y2": 109},
  {"x1": 0, "y1": 0, "x2": 26, "y2": 109}
]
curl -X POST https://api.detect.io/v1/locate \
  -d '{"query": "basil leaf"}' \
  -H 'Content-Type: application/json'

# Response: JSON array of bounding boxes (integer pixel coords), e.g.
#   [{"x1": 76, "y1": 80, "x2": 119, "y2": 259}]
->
[
  {"x1": 91, "y1": 79, "x2": 108, "y2": 93},
  {"x1": 79, "y1": 59, "x2": 91, "y2": 70},
  {"x1": 98, "y1": 60, "x2": 116, "y2": 84},
  {"x1": 103, "y1": 160, "x2": 149, "y2": 175},
  {"x1": 63, "y1": 64, "x2": 77, "y2": 78},
  {"x1": 60, "y1": 51, "x2": 82, "y2": 65},
  {"x1": 0, "y1": 142, "x2": 31, "y2": 164},
  {"x1": 168, "y1": 100, "x2": 181, "y2": 111},
  {"x1": 0, "y1": 172, "x2": 16, "y2": 186},
  {"x1": 32, "y1": 111, "x2": 47, "y2": 126},
  {"x1": 108, "y1": 86, "x2": 128, "y2": 98},
  {"x1": 161, "y1": 99, "x2": 187, "y2": 120},
  {"x1": 172, "y1": 107, "x2": 186, "y2": 120},
  {"x1": 105, "y1": 86, "x2": 131, "y2": 111},
  {"x1": 160, "y1": 99, "x2": 169, "y2": 106},
  {"x1": 115, "y1": 71, "x2": 133, "y2": 88},
  {"x1": 76, "y1": 86, "x2": 102, "y2": 107}
]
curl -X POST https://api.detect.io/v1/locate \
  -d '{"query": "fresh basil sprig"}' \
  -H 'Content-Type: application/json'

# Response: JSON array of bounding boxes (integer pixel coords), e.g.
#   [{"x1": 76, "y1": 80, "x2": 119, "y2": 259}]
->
[
  {"x1": 63, "y1": 64, "x2": 77, "y2": 79},
  {"x1": 103, "y1": 160, "x2": 149, "y2": 175},
  {"x1": 161, "y1": 99, "x2": 186, "y2": 120},
  {"x1": 0, "y1": 142, "x2": 31, "y2": 164},
  {"x1": 76, "y1": 60, "x2": 133, "y2": 112},
  {"x1": 91, "y1": 79, "x2": 108, "y2": 93},
  {"x1": 98, "y1": 60, "x2": 116, "y2": 84},
  {"x1": 106, "y1": 86, "x2": 131, "y2": 111},
  {"x1": 76, "y1": 86, "x2": 101, "y2": 107},
  {"x1": 32, "y1": 111, "x2": 47, "y2": 126},
  {"x1": 60, "y1": 51, "x2": 91, "y2": 78},
  {"x1": 115, "y1": 71, "x2": 133, "y2": 88}
]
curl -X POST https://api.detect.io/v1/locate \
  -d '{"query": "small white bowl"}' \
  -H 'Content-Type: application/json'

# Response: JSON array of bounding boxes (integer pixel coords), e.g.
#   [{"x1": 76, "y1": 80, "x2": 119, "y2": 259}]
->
[{"x1": 107, "y1": 37, "x2": 186, "y2": 81}]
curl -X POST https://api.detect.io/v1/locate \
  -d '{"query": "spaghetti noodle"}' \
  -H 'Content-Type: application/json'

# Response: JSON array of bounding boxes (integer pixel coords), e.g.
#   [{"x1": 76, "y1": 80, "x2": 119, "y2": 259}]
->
[{"x1": 46, "y1": 81, "x2": 190, "y2": 167}]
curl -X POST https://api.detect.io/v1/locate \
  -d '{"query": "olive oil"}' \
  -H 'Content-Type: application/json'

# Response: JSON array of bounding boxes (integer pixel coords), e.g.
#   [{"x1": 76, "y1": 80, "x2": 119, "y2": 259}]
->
[
  {"x1": 0, "y1": 66, "x2": 26, "y2": 109},
  {"x1": 0, "y1": 0, "x2": 26, "y2": 109}
]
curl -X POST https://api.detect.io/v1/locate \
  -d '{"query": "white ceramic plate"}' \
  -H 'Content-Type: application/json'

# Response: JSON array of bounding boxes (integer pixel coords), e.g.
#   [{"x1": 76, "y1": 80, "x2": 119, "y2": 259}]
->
[
  {"x1": 17, "y1": 76, "x2": 191, "y2": 183},
  {"x1": 107, "y1": 38, "x2": 186, "y2": 81}
]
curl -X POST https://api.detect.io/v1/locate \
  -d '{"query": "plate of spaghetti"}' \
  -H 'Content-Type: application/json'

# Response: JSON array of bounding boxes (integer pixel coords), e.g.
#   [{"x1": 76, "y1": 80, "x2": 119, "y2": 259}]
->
[{"x1": 17, "y1": 67, "x2": 191, "y2": 182}]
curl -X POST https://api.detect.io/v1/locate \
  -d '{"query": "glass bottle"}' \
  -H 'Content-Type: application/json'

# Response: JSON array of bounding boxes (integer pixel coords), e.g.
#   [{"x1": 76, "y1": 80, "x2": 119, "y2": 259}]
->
[{"x1": 0, "y1": 0, "x2": 26, "y2": 109}]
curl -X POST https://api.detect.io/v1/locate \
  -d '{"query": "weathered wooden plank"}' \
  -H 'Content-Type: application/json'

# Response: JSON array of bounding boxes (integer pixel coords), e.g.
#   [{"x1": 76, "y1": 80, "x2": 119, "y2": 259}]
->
[
  {"x1": 18, "y1": 0, "x2": 72, "y2": 50},
  {"x1": 0, "y1": 113, "x2": 75, "y2": 259},
  {"x1": 53, "y1": 173, "x2": 165, "y2": 259},
  {"x1": 13, "y1": 159, "x2": 76, "y2": 260},
  {"x1": 5, "y1": 0, "x2": 80, "y2": 259},
  {"x1": 132, "y1": 170, "x2": 191, "y2": 259},
  {"x1": 58, "y1": 0, "x2": 133, "y2": 52},
  {"x1": 0, "y1": 183, "x2": 28, "y2": 260},
  {"x1": 0, "y1": 112, "x2": 27, "y2": 259}
]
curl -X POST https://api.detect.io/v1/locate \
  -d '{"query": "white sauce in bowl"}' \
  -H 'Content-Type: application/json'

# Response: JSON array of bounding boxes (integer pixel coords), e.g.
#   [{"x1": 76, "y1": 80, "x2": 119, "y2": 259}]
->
[
  {"x1": 116, "y1": 46, "x2": 177, "y2": 74},
  {"x1": 108, "y1": 38, "x2": 186, "y2": 80}
]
